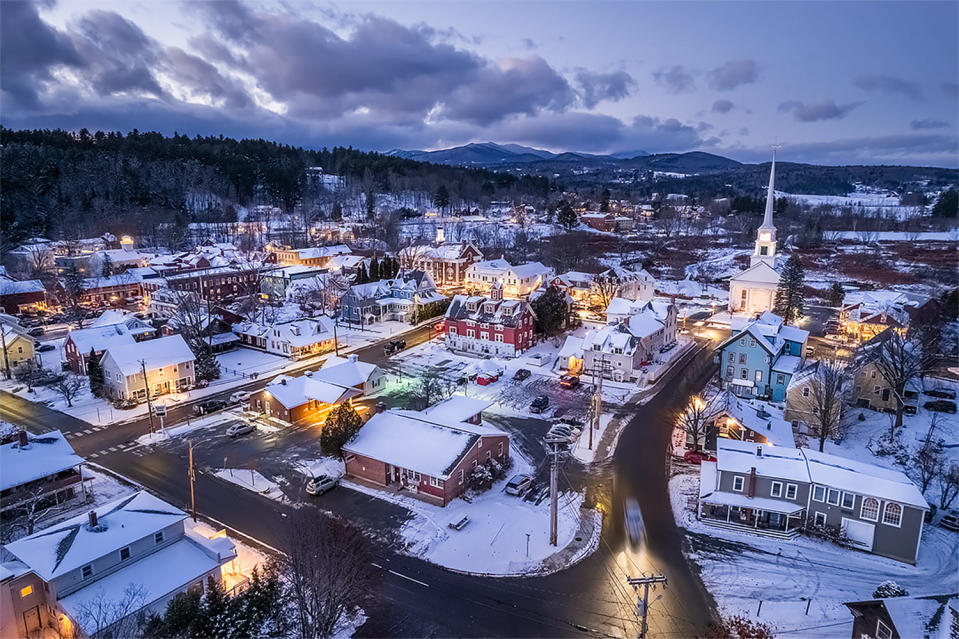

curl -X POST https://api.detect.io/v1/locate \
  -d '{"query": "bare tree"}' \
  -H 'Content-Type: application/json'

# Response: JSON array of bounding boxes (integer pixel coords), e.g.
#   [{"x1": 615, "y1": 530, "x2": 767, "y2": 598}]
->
[
  {"x1": 53, "y1": 373, "x2": 85, "y2": 407},
  {"x1": 677, "y1": 390, "x2": 724, "y2": 454},
  {"x1": 397, "y1": 242, "x2": 430, "y2": 271},
  {"x1": 591, "y1": 272, "x2": 620, "y2": 310},
  {"x1": 936, "y1": 462, "x2": 959, "y2": 510},
  {"x1": 868, "y1": 328, "x2": 938, "y2": 430},
  {"x1": 909, "y1": 413, "x2": 944, "y2": 495},
  {"x1": 793, "y1": 360, "x2": 847, "y2": 452},
  {"x1": 283, "y1": 510, "x2": 378, "y2": 639},
  {"x1": 411, "y1": 366, "x2": 454, "y2": 410},
  {"x1": 74, "y1": 583, "x2": 148, "y2": 639}
]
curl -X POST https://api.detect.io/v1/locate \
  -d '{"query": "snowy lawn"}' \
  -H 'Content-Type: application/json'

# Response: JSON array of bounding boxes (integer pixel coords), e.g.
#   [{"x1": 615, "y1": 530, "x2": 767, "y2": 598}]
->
[
  {"x1": 216, "y1": 348, "x2": 288, "y2": 379},
  {"x1": 214, "y1": 468, "x2": 287, "y2": 503},
  {"x1": 343, "y1": 456, "x2": 601, "y2": 576},
  {"x1": 572, "y1": 413, "x2": 616, "y2": 464},
  {"x1": 669, "y1": 469, "x2": 959, "y2": 638},
  {"x1": 136, "y1": 409, "x2": 247, "y2": 445}
]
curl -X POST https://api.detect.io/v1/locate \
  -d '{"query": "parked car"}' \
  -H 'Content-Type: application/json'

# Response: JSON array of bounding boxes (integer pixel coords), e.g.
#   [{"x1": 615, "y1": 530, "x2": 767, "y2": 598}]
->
[
  {"x1": 558, "y1": 375, "x2": 580, "y2": 389},
  {"x1": 547, "y1": 426, "x2": 578, "y2": 443},
  {"x1": 924, "y1": 400, "x2": 957, "y2": 414},
  {"x1": 530, "y1": 395, "x2": 549, "y2": 413},
  {"x1": 36, "y1": 343, "x2": 56, "y2": 353},
  {"x1": 624, "y1": 498, "x2": 645, "y2": 547},
  {"x1": 476, "y1": 373, "x2": 499, "y2": 386},
  {"x1": 226, "y1": 422, "x2": 255, "y2": 438},
  {"x1": 27, "y1": 327, "x2": 44, "y2": 337},
  {"x1": 384, "y1": 339, "x2": 407, "y2": 355},
  {"x1": 229, "y1": 390, "x2": 252, "y2": 405},
  {"x1": 505, "y1": 474, "x2": 532, "y2": 496},
  {"x1": 940, "y1": 511, "x2": 959, "y2": 532},
  {"x1": 305, "y1": 474, "x2": 339, "y2": 495},
  {"x1": 195, "y1": 399, "x2": 227, "y2": 415},
  {"x1": 683, "y1": 450, "x2": 717, "y2": 465},
  {"x1": 194, "y1": 379, "x2": 210, "y2": 389},
  {"x1": 513, "y1": 368, "x2": 532, "y2": 381},
  {"x1": 375, "y1": 401, "x2": 388, "y2": 413},
  {"x1": 925, "y1": 388, "x2": 957, "y2": 400}
]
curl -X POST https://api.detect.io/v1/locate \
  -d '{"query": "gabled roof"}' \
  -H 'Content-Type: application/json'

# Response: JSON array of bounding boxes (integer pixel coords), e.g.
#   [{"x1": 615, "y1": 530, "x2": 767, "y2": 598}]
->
[
  {"x1": 0, "y1": 279, "x2": 45, "y2": 295},
  {"x1": 102, "y1": 334, "x2": 195, "y2": 375},
  {"x1": 263, "y1": 374, "x2": 355, "y2": 409},
  {"x1": 0, "y1": 430, "x2": 83, "y2": 491},
  {"x1": 423, "y1": 396, "x2": 493, "y2": 423},
  {"x1": 89, "y1": 309, "x2": 155, "y2": 335},
  {"x1": 4, "y1": 491, "x2": 187, "y2": 580},
  {"x1": 66, "y1": 323, "x2": 136, "y2": 354},
  {"x1": 509, "y1": 261, "x2": 550, "y2": 279},
  {"x1": 729, "y1": 260, "x2": 781, "y2": 285},
  {"x1": 295, "y1": 245, "x2": 351, "y2": 260},
  {"x1": 316, "y1": 355, "x2": 380, "y2": 388},
  {"x1": 624, "y1": 311, "x2": 665, "y2": 339},
  {"x1": 844, "y1": 595, "x2": 958, "y2": 639}
]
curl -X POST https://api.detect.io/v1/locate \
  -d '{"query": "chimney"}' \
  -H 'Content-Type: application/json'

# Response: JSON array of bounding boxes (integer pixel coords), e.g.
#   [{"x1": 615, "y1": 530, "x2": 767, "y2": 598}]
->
[
  {"x1": 756, "y1": 445, "x2": 763, "y2": 457},
  {"x1": 280, "y1": 378, "x2": 287, "y2": 385},
  {"x1": 18, "y1": 430, "x2": 29, "y2": 448},
  {"x1": 348, "y1": 354, "x2": 358, "y2": 363},
  {"x1": 747, "y1": 468, "x2": 757, "y2": 498},
  {"x1": 88, "y1": 511, "x2": 98, "y2": 528}
]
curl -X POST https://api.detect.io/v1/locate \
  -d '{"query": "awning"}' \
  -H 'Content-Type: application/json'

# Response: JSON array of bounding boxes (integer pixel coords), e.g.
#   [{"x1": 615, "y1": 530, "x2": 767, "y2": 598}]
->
[
  {"x1": 376, "y1": 297, "x2": 413, "y2": 306},
  {"x1": 700, "y1": 491, "x2": 804, "y2": 515},
  {"x1": 730, "y1": 378, "x2": 755, "y2": 387},
  {"x1": 209, "y1": 332, "x2": 241, "y2": 346}
]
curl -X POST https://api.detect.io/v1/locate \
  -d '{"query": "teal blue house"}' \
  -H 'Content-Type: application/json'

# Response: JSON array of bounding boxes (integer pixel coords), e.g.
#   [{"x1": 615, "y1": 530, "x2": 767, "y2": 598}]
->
[{"x1": 716, "y1": 311, "x2": 809, "y2": 402}]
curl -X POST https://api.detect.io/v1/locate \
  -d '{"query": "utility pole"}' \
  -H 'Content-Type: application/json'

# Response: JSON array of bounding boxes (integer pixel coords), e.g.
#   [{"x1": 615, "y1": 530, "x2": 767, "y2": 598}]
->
[
  {"x1": 140, "y1": 359, "x2": 156, "y2": 434},
  {"x1": 188, "y1": 440, "x2": 197, "y2": 522},
  {"x1": 0, "y1": 323, "x2": 10, "y2": 380},
  {"x1": 627, "y1": 574, "x2": 667, "y2": 639},
  {"x1": 332, "y1": 316, "x2": 340, "y2": 356},
  {"x1": 546, "y1": 434, "x2": 566, "y2": 546}
]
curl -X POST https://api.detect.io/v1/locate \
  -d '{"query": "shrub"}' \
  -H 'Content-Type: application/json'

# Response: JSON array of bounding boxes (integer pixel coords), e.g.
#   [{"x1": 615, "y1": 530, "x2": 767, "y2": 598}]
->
[{"x1": 873, "y1": 581, "x2": 909, "y2": 598}]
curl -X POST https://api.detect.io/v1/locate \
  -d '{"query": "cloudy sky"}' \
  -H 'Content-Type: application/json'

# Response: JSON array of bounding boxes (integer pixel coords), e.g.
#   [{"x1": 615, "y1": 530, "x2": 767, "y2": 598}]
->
[{"x1": 3, "y1": 0, "x2": 957, "y2": 166}]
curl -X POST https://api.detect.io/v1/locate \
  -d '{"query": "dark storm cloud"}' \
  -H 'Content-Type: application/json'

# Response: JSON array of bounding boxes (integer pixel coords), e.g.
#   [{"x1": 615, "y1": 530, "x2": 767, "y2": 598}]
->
[
  {"x1": 712, "y1": 99, "x2": 734, "y2": 114},
  {"x1": 575, "y1": 70, "x2": 635, "y2": 108},
  {"x1": 652, "y1": 66, "x2": 696, "y2": 93},
  {"x1": 853, "y1": 74, "x2": 923, "y2": 100},
  {"x1": 942, "y1": 82, "x2": 959, "y2": 98},
  {"x1": 778, "y1": 99, "x2": 864, "y2": 122},
  {"x1": 72, "y1": 10, "x2": 165, "y2": 97},
  {"x1": 163, "y1": 47, "x2": 252, "y2": 109},
  {"x1": 910, "y1": 119, "x2": 949, "y2": 130},
  {"x1": 0, "y1": 1, "x2": 85, "y2": 108},
  {"x1": 707, "y1": 59, "x2": 758, "y2": 91}
]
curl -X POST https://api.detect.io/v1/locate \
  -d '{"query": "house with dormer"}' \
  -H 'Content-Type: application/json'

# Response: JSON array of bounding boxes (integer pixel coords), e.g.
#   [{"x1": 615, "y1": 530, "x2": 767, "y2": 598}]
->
[
  {"x1": 233, "y1": 316, "x2": 336, "y2": 359},
  {"x1": 444, "y1": 286, "x2": 536, "y2": 358},
  {"x1": 339, "y1": 270, "x2": 445, "y2": 326},
  {"x1": 0, "y1": 492, "x2": 237, "y2": 639},
  {"x1": 716, "y1": 311, "x2": 808, "y2": 401}
]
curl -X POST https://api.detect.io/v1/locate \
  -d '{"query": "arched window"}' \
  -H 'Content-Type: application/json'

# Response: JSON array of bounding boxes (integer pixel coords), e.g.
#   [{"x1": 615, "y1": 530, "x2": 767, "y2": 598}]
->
[
  {"x1": 861, "y1": 497, "x2": 880, "y2": 521},
  {"x1": 882, "y1": 502, "x2": 902, "y2": 527}
]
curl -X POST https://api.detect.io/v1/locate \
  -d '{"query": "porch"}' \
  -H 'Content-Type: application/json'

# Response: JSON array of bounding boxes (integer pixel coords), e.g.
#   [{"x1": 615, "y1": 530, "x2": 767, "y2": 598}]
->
[{"x1": 699, "y1": 493, "x2": 804, "y2": 539}]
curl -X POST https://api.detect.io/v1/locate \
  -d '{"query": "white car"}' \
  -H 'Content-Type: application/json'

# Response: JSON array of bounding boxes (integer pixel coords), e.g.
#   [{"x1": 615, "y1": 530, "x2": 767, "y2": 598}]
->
[
  {"x1": 229, "y1": 390, "x2": 251, "y2": 405},
  {"x1": 624, "y1": 498, "x2": 645, "y2": 547},
  {"x1": 305, "y1": 474, "x2": 338, "y2": 495},
  {"x1": 505, "y1": 474, "x2": 532, "y2": 496},
  {"x1": 226, "y1": 422, "x2": 255, "y2": 438}
]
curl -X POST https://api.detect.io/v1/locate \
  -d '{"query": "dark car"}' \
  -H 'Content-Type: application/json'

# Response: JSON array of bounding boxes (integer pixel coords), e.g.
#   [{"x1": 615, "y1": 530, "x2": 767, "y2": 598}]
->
[
  {"x1": 36, "y1": 344, "x2": 56, "y2": 353},
  {"x1": 924, "y1": 400, "x2": 957, "y2": 414},
  {"x1": 27, "y1": 327, "x2": 45, "y2": 337},
  {"x1": 558, "y1": 375, "x2": 580, "y2": 389},
  {"x1": 384, "y1": 339, "x2": 407, "y2": 355},
  {"x1": 940, "y1": 511, "x2": 959, "y2": 532},
  {"x1": 513, "y1": 368, "x2": 532, "y2": 381},
  {"x1": 530, "y1": 395, "x2": 549, "y2": 413},
  {"x1": 195, "y1": 399, "x2": 228, "y2": 415},
  {"x1": 925, "y1": 388, "x2": 957, "y2": 400}
]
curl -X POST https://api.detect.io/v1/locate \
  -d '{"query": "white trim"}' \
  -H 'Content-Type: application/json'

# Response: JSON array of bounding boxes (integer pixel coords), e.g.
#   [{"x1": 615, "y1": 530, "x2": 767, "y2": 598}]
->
[
  {"x1": 814, "y1": 511, "x2": 826, "y2": 526},
  {"x1": 860, "y1": 496, "x2": 880, "y2": 521},
  {"x1": 841, "y1": 492, "x2": 856, "y2": 510},
  {"x1": 732, "y1": 476, "x2": 745, "y2": 492},
  {"x1": 826, "y1": 488, "x2": 840, "y2": 506},
  {"x1": 785, "y1": 483, "x2": 797, "y2": 500},
  {"x1": 812, "y1": 485, "x2": 825, "y2": 502},
  {"x1": 770, "y1": 481, "x2": 783, "y2": 498},
  {"x1": 882, "y1": 501, "x2": 902, "y2": 528}
]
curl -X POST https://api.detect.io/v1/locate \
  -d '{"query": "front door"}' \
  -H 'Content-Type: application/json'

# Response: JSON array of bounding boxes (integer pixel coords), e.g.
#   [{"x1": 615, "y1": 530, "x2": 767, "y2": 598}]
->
[{"x1": 23, "y1": 606, "x2": 40, "y2": 634}]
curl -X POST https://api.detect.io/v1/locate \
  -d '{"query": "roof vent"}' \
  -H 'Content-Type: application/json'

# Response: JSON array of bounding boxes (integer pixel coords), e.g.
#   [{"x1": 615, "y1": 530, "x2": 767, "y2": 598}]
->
[
  {"x1": 17, "y1": 430, "x2": 29, "y2": 449},
  {"x1": 280, "y1": 378, "x2": 287, "y2": 385},
  {"x1": 756, "y1": 446, "x2": 763, "y2": 457}
]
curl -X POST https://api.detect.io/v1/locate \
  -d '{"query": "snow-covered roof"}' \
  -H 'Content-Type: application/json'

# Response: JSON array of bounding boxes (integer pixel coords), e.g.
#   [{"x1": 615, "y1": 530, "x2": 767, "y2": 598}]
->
[
  {"x1": 729, "y1": 260, "x2": 781, "y2": 285},
  {"x1": 4, "y1": 492, "x2": 187, "y2": 581},
  {"x1": 89, "y1": 309, "x2": 155, "y2": 335},
  {"x1": 316, "y1": 355, "x2": 380, "y2": 388},
  {"x1": 780, "y1": 325, "x2": 809, "y2": 344},
  {"x1": 263, "y1": 374, "x2": 355, "y2": 409},
  {"x1": 624, "y1": 311, "x2": 665, "y2": 339},
  {"x1": 67, "y1": 323, "x2": 136, "y2": 354},
  {"x1": 509, "y1": 261, "x2": 550, "y2": 280},
  {"x1": 102, "y1": 334, "x2": 195, "y2": 375},
  {"x1": 344, "y1": 408, "x2": 507, "y2": 479},
  {"x1": 325, "y1": 254, "x2": 366, "y2": 270},
  {"x1": 265, "y1": 265, "x2": 326, "y2": 278},
  {"x1": 234, "y1": 316, "x2": 335, "y2": 348},
  {"x1": 701, "y1": 485, "x2": 805, "y2": 515},
  {"x1": 605, "y1": 297, "x2": 635, "y2": 319},
  {"x1": 80, "y1": 273, "x2": 142, "y2": 289},
  {"x1": 716, "y1": 438, "x2": 809, "y2": 482},
  {"x1": 423, "y1": 396, "x2": 493, "y2": 423},
  {"x1": 295, "y1": 245, "x2": 351, "y2": 260},
  {"x1": 0, "y1": 279, "x2": 45, "y2": 295},
  {"x1": 722, "y1": 395, "x2": 795, "y2": 447},
  {"x1": 880, "y1": 596, "x2": 957, "y2": 639},
  {"x1": 772, "y1": 354, "x2": 802, "y2": 375},
  {"x1": 0, "y1": 431, "x2": 83, "y2": 491},
  {"x1": 557, "y1": 335, "x2": 585, "y2": 359}
]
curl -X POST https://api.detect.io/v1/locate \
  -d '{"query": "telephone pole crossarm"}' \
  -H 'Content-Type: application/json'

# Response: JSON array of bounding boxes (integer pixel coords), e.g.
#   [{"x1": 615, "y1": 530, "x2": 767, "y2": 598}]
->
[{"x1": 627, "y1": 574, "x2": 668, "y2": 639}]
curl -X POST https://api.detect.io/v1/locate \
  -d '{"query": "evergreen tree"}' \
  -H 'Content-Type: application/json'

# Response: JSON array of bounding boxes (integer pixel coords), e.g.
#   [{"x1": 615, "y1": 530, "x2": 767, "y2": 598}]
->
[
  {"x1": 557, "y1": 201, "x2": 578, "y2": 231},
  {"x1": 100, "y1": 253, "x2": 114, "y2": 277},
  {"x1": 369, "y1": 256, "x2": 380, "y2": 281},
  {"x1": 433, "y1": 185, "x2": 450, "y2": 211},
  {"x1": 530, "y1": 286, "x2": 569, "y2": 336},
  {"x1": 194, "y1": 576, "x2": 231, "y2": 639},
  {"x1": 331, "y1": 202, "x2": 343, "y2": 221},
  {"x1": 365, "y1": 190, "x2": 376, "y2": 219},
  {"x1": 192, "y1": 341, "x2": 221, "y2": 382},
  {"x1": 87, "y1": 348, "x2": 105, "y2": 397},
  {"x1": 355, "y1": 263, "x2": 369, "y2": 284},
  {"x1": 600, "y1": 188, "x2": 611, "y2": 213},
  {"x1": 321, "y1": 403, "x2": 364, "y2": 457},
  {"x1": 774, "y1": 255, "x2": 805, "y2": 324},
  {"x1": 932, "y1": 188, "x2": 958, "y2": 217},
  {"x1": 829, "y1": 282, "x2": 845, "y2": 307}
]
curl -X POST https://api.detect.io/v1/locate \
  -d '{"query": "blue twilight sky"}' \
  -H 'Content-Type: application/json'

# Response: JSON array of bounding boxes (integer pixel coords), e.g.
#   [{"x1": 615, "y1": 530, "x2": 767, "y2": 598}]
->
[{"x1": 2, "y1": 0, "x2": 957, "y2": 166}]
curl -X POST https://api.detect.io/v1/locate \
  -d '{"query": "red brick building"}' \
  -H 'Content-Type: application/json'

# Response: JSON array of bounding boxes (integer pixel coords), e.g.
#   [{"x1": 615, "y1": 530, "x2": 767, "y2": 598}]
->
[
  {"x1": 165, "y1": 266, "x2": 260, "y2": 302},
  {"x1": 443, "y1": 286, "x2": 536, "y2": 358},
  {"x1": 0, "y1": 278, "x2": 46, "y2": 314},
  {"x1": 343, "y1": 397, "x2": 509, "y2": 506}
]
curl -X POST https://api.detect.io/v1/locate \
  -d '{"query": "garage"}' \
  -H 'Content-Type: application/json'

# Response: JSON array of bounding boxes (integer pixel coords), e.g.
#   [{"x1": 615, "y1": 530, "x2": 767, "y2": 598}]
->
[{"x1": 841, "y1": 517, "x2": 875, "y2": 551}]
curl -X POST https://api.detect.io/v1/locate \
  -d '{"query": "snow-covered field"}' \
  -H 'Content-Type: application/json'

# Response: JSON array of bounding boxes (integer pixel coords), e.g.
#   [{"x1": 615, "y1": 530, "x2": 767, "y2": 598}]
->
[
  {"x1": 344, "y1": 454, "x2": 600, "y2": 576},
  {"x1": 670, "y1": 469, "x2": 958, "y2": 637},
  {"x1": 824, "y1": 230, "x2": 959, "y2": 242},
  {"x1": 778, "y1": 191, "x2": 925, "y2": 220}
]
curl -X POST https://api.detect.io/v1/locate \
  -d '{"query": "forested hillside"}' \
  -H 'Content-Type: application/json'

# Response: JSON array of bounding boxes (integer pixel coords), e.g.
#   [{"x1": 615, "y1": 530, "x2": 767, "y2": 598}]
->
[{"x1": 0, "y1": 128, "x2": 550, "y2": 249}]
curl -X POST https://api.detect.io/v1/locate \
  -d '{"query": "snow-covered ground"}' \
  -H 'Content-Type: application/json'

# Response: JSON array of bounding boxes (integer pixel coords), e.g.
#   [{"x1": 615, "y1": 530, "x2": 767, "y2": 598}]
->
[
  {"x1": 216, "y1": 349, "x2": 288, "y2": 379},
  {"x1": 136, "y1": 409, "x2": 247, "y2": 445},
  {"x1": 214, "y1": 468, "x2": 287, "y2": 503},
  {"x1": 778, "y1": 191, "x2": 925, "y2": 220},
  {"x1": 824, "y1": 230, "x2": 959, "y2": 242},
  {"x1": 344, "y1": 454, "x2": 600, "y2": 576}
]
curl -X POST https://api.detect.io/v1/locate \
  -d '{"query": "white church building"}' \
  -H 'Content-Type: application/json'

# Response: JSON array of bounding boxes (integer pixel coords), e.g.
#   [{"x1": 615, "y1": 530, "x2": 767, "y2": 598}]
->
[{"x1": 729, "y1": 151, "x2": 782, "y2": 316}]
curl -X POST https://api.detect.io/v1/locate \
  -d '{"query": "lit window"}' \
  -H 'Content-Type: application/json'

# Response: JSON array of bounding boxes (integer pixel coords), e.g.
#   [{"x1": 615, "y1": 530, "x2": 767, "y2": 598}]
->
[{"x1": 20, "y1": 585, "x2": 33, "y2": 598}]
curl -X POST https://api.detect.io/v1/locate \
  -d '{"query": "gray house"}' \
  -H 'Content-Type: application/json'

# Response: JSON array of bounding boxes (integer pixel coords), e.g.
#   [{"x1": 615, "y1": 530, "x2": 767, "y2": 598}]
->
[{"x1": 699, "y1": 438, "x2": 928, "y2": 564}]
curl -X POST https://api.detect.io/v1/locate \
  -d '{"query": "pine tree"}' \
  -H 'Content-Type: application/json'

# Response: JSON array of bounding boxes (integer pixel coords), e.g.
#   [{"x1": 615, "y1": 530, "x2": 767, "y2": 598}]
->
[
  {"x1": 369, "y1": 256, "x2": 380, "y2": 281},
  {"x1": 331, "y1": 202, "x2": 343, "y2": 221},
  {"x1": 600, "y1": 188, "x2": 611, "y2": 213},
  {"x1": 321, "y1": 403, "x2": 364, "y2": 456},
  {"x1": 829, "y1": 282, "x2": 845, "y2": 307},
  {"x1": 192, "y1": 340, "x2": 221, "y2": 382},
  {"x1": 557, "y1": 201, "x2": 578, "y2": 231},
  {"x1": 433, "y1": 185, "x2": 450, "y2": 211},
  {"x1": 530, "y1": 286, "x2": 569, "y2": 336},
  {"x1": 774, "y1": 255, "x2": 805, "y2": 324},
  {"x1": 365, "y1": 190, "x2": 376, "y2": 219},
  {"x1": 87, "y1": 348, "x2": 105, "y2": 397},
  {"x1": 355, "y1": 263, "x2": 369, "y2": 284},
  {"x1": 100, "y1": 253, "x2": 114, "y2": 277}
]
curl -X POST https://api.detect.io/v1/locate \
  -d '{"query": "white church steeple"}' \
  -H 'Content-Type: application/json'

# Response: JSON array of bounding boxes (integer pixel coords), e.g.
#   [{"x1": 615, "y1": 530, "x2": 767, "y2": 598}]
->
[{"x1": 751, "y1": 147, "x2": 779, "y2": 268}]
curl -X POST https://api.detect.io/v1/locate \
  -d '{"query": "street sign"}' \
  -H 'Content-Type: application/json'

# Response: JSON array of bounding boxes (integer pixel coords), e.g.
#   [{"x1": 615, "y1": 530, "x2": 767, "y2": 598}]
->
[{"x1": 153, "y1": 405, "x2": 167, "y2": 417}]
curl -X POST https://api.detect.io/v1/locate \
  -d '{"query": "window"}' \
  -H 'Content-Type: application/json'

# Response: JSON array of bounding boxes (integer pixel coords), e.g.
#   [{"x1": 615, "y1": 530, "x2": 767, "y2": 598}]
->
[
  {"x1": 467, "y1": 329, "x2": 475, "y2": 338},
  {"x1": 812, "y1": 485, "x2": 826, "y2": 502},
  {"x1": 154, "y1": 531, "x2": 164, "y2": 544},
  {"x1": 777, "y1": 374, "x2": 785, "y2": 385},
  {"x1": 497, "y1": 442, "x2": 504, "y2": 457},
  {"x1": 726, "y1": 366, "x2": 733, "y2": 376},
  {"x1": 449, "y1": 327, "x2": 457, "y2": 335},
  {"x1": 755, "y1": 370, "x2": 763, "y2": 383},
  {"x1": 82, "y1": 565, "x2": 93, "y2": 579},
  {"x1": 732, "y1": 476, "x2": 745, "y2": 492},
  {"x1": 459, "y1": 469, "x2": 465, "y2": 485},
  {"x1": 785, "y1": 484, "x2": 797, "y2": 500},
  {"x1": 738, "y1": 353, "x2": 746, "y2": 364},
  {"x1": 20, "y1": 585, "x2": 33, "y2": 598},
  {"x1": 802, "y1": 386, "x2": 810, "y2": 397},
  {"x1": 876, "y1": 619, "x2": 893, "y2": 639},
  {"x1": 826, "y1": 489, "x2": 840, "y2": 506},
  {"x1": 119, "y1": 546, "x2": 131, "y2": 561},
  {"x1": 841, "y1": 492, "x2": 855, "y2": 510},
  {"x1": 749, "y1": 339, "x2": 756, "y2": 348},
  {"x1": 861, "y1": 497, "x2": 880, "y2": 521},
  {"x1": 770, "y1": 481, "x2": 783, "y2": 497},
  {"x1": 882, "y1": 502, "x2": 902, "y2": 527},
  {"x1": 429, "y1": 476, "x2": 443, "y2": 488},
  {"x1": 814, "y1": 512, "x2": 826, "y2": 527},
  {"x1": 728, "y1": 352, "x2": 735, "y2": 362}
]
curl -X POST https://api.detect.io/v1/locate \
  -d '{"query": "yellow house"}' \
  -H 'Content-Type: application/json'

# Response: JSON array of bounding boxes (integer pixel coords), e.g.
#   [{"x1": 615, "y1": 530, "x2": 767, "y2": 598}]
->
[
  {"x1": 1, "y1": 323, "x2": 36, "y2": 374},
  {"x1": 851, "y1": 360, "x2": 899, "y2": 412}
]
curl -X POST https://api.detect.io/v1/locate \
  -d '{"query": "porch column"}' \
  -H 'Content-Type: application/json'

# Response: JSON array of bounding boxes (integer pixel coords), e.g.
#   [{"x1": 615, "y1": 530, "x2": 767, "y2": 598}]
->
[
  {"x1": 754, "y1": 510, "x2": 760, "y2": 528},
  {"x1": 726, "y1": 508, "x2": 731, "y2": 523}
]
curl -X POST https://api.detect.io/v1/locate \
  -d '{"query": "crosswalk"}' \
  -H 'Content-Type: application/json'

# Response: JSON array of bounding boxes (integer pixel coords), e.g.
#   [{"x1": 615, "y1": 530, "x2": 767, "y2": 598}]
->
[
  {"x1": 86, "y1": 440, "x2": 141, "y2": 459},
  {"x1": 64, "y1": 425, "x2": 110, "y2": 440}
]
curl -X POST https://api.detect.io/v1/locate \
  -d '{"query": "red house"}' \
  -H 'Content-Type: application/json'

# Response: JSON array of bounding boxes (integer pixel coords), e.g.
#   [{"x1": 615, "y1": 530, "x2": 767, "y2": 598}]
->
[
  {"x1": 443, "y1": 284, "x2": 536, "y2": 358},
  {"x1": 343, "y1": 397, "x2": 509, "y2": 506}
]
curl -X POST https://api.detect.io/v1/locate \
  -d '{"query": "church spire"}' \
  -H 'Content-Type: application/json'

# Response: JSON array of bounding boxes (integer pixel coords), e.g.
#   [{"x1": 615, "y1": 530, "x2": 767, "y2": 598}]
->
[{"x1": 759, "y1": 147, "x2": 777, "y2": 230}]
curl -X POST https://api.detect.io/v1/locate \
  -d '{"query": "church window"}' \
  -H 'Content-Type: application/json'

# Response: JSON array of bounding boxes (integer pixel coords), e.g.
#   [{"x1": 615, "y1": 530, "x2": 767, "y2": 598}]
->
[{"x1": 760, "y1": 246, "x2": 768, "y2": 255}]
